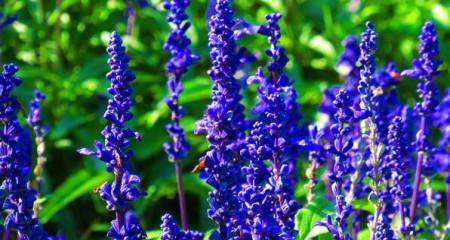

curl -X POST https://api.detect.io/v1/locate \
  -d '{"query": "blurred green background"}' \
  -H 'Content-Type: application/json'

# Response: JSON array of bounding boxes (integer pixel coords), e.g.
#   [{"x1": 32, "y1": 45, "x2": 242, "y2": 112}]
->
[{"x1": 1, "y1": 0, "x2": 449, "y2": 239}]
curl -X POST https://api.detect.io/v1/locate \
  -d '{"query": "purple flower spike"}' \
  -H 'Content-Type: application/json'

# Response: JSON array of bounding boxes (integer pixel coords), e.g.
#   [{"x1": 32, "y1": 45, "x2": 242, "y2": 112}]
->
[
  {"x1": 163, "y1": 0, "x2": 199, "y2": 163},
  {"x1": 239, "y1": 13, "x2": 304, "y2": 239},
  {"x1": 163, "y1": 0, "x2": 199, "y2": 231},
  {"x1": 194, "y1": 0, "x2": 248, "y2": 238},
  {"x1": 318, "y1": 90, "x2": 354, "y2": 240},
  {"x1": 402, "y1": 21, "x2": 442, "y2": 223},
  {"x1": 358, "y1": 21, "x2": 378, "y2": 116},
  {"x1": 160, "y1": 214, "x2": 204, "y2": 240},
  {"x1": 384, "y1": 117, "x2": 414, "y2": 235},
  {"x1": 336, "y1": 35, "x2": 360, "y2": 89},
  {"x1": 0, "y1": 64, "x2": 52, "y2": 238},
  {"x1": 27, "y1": 90, "x2": 48, "y2": 215},
  {"x1": 435, "y1": 89, "x2": 450, "y2": 161},
  {"x1": 402, "y1": 22, "x2": 441, "y2": 81},
  {"x1": 27, "y1": 90, "x2": 46, "y2": 135},
  {"x1": 78, "y1": 32, "x2": 146, "y2": 239}
]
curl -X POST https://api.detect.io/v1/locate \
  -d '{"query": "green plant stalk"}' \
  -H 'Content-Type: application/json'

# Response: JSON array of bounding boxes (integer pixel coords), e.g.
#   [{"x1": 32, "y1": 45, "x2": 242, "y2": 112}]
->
[
  {"x1": 362, "y1": 118, "x2": 385, "y2": 240},
  {"x1": 346, "y1": 154, "x2": 363, "y2": 205},
  {"x1": 305, "y1": 158, "x2": 317, "y2": 203}
]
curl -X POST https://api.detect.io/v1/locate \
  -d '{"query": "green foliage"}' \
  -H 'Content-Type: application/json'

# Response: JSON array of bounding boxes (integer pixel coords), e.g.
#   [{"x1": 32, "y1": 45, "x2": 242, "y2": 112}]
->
[
  {"x1": 0, "y1": 0, "x2": 448, "y2": 239},
  {"x1": 295, "y1": 197, "x2": 334, "y2": 240}
]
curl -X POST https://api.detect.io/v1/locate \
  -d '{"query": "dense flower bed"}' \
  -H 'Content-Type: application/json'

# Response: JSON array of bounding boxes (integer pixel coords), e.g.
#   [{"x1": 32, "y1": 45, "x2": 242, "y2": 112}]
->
[{"x1": 0, "y1": 0, "x2": 448, "y2": 239}]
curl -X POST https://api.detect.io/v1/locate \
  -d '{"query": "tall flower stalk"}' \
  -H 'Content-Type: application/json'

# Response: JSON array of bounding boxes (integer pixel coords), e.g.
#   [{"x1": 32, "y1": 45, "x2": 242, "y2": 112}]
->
[
  {"x1": 434, "y1": 89, "x2": 449, "y2": 220},
  {"x1": 162, "y1": 0, "x2": 199, "y2": 230},
  {"x1": 401, "y1": 21, "x2": 441, "y2": 223},
  {"x1": 78, "y1": 32, "x2": 146, "y2": 239},
  {"x1": 256, "y1": 13, "x2": 302, "y2": 237},
  {"x1": 357, "y1": 21, "x2": 394, "y2": 239},
  {"x1": 385, "y1": 117, "x2": 413, "y2": 237},
  {"x1": 26, "y1": 90, "x2": 48, "y2": 216},
  {"x1": 239, "y1": 13, "x2": 303, "y2": 239},
  {"x1": 194, "y1": 0, "x2": 248, "y2": 238},
  {"x1": 316, "y1": 90, "x2": 355, "y2": 240},
  {"x1": 0, "y1": 64, "x2": 51, "y2": 239}
]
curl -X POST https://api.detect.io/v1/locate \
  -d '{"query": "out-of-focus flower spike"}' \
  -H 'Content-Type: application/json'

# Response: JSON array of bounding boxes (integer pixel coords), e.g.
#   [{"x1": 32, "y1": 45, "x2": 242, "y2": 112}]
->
[
  {"x1": 0, "y1": 64, "x2": 54, "y2": 238},
  {"x1": 27, "y1": 90, "x2": 48, "y2": 216}
]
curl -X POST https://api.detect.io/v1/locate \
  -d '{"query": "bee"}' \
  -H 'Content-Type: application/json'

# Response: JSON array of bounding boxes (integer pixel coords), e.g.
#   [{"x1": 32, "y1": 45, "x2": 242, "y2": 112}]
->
[
  {"x1": 192, "y1": 159, "x2": 206, "y2": 173},
  {"x1": 93, "y1": 187, "x2": 101, "y2": 193},
  {"x1": 390, "y1": 71, "x2": 402, "y2": 80}
]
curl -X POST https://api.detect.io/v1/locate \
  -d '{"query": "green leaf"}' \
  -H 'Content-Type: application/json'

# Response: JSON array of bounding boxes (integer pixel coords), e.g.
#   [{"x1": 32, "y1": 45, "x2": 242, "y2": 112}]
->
[
  {"x1": 146, "y1": 230, "x2": 163, "y2": 239},
  {"x1": 203, "y1": 230, "x2": 214, "y2": 239},
  {"x1": 305, "y1": 225, "x2": 332, "y2": 240},
  {"x1": 352, "y1": 199, "x2": 375, "y2": 213},
  {"x1": 308, "y1": 35, "x2": 336, "y2": 59},
  {"x1": 357, "y1": 229, "x2": 370, "y2": 240},
  {"x1": 39, "y1": 170, "x2": 111, "y2": 223},
  {"x1": 296, "y1": 196, "x2": 334, "y2": 240}
]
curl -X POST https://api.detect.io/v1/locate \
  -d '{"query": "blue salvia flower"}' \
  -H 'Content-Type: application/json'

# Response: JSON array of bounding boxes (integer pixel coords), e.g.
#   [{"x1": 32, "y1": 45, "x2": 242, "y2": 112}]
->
[
  {"x1": 0, "y1": 64, "x2": 52, "y2": 239},
  {"x1": 374, "y1": 215, "x2": 396, "y2": 240},
  {"x1": 194, "y1": 0, "x2": 248, "y2": 238},
  {"x1": 372, "y1": 63, "x2": 403, "y2": 144},
  {"x1": 358, "y1": 21, "x2": 378, "y2": 118},
  {"x1": 317, "y1": 90, "x2": 354, "y2": 240},
  {"x1": 239, "y1": 118, "x2": 279, "y2": 239},
  {"x1": 162, "y1": 0, "x2": 199, "y2": 230},
  {"x1": 78, "y1": 32, "x2": 146, "y2": 239},
  {"x1": 305, "y1": 126, "x2": 327, "y2": 203},
  {"x1": 238, "y1": 13, "x2": 304, "y2": 239},
  {"x1": 435, "y1": 89, "x2": 449, "y2": 151},
  {"x1": 160, "y1": 214, "x2": 204, "y2": 240},
  {"x1": 320, "y1": 35, "x2": 361, "y2": 141},
  {"x1": 248, "y1": 13, "x2": 302, "y2": 238},
  {"x1": 163, "y1": 0, "x2": 199, "y2": 163},
  {"x1": 27, "y1": 90, "x2": 48, "y2": 215},
  {"x1": 435, "y1": 89, "x2": 450, "y2": 174},
  {"x1": 357, "y1": 21, "x2": 396, "y2": 237},
  {"x1": 401, "y1": 21, "x2": 442, "y2": 222},
  {"x1": 383, "y1": 117, "x2": 414, "y2": 236},
  {"x1": 27, "y1": 90, "x2": 46, "y2": 137},
  {"x1": 336, "y1": 35, "x2": 360, "y2": 92},
  {"x1": 434, "y1": 89, "x2": 450, "y2": 219}
]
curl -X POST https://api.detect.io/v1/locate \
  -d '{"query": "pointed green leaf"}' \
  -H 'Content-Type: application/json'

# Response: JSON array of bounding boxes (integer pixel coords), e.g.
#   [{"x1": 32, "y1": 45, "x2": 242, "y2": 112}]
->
[
  {"x1": 39, "y1": 170, "x2": 111, "y2": 223},
  {"x1": 296, "y1": 197, "x2": 334, "y2": 240}
]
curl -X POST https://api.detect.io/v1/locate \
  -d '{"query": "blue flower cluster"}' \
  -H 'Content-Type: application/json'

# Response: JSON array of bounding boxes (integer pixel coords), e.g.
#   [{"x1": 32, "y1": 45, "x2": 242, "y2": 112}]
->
[
  {"x1": 336, "y1": 35, "x2": 360, "y2": 92},
  {"x1": 358, "y1": 21, "x2": 378, "y2": 118},
  {"x1": 316, "y1": 90, "x2": 354, "y2": 240},
  {"x1": 160, "y1": 214, "x2": 204, "y2": 240},
  {"x1": 78, "y1": 32, "x2": 146, "y2": 239},
  {"x1": 163, "y1": 0, "x2": 199, "y2": 163},
  {"x1": 238, "y1": 13, "x2": 303, "y2": 239},
  {"x1": 385, "y1": 117, "x2": 414, "y2": 235},
  {"x1": 0, "y1": 64, "x2": 52, "y2": 239},
  {"x1": 194, "y1": 0, "x2": 248, "y2": 238},
  {"x1": 315, "y1": 20, "x2": 449, "y2": 240},
  {"x1": 162, "y1": 0, "x2": 199, "y2": 231},
  {"x1": 27, "y1": 90, "x2": 48, "y2": 215},
  {"x1": 3, "y1": 1, "x2": 450, "y2": 239},
  {"x1": 435, "y1": 89, "x2": 449, "y2": 168},
  {"x1": 402, "y1": 21, "x2": 442, "y2": 224}
]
